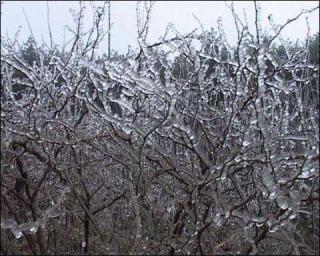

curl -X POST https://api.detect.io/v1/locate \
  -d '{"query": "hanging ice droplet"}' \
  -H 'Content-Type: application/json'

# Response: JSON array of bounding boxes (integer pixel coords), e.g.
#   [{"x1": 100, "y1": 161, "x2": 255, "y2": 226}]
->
[
  {"x1": 81, "y1": 241, "x2": 87, "y2": 248},
  {"x1": 277, "y1": 196, "x2": 289, "y2": 210},
  {"x1": 256, "y1": 222, "x2": 264, "y2": 227},
  {"x1": 277, "y1": 178, "x2": 286, "y2": 184},
  {"x1": 213, "y1": 213, "x2": 222, "y2": 226},
  {"x1": 269, "y1": 191, "x2": 276, "y2": 200},
  {"x1": 262, "y1": 189, "x2": 268, "y2": 197},
  {"x1": 11, "y1": 229, "x2": 23, "y2": 239},
  {"x1": 299, "y1": 171, "x2": 311, "y2": 178},
  {"x1": 30, "y1": 225, "x2": 38, "y2": 233},
  {"x1": 269, "y1": 226, "x2": 278, "y2": 233},
  {"x1": 243, "y1": 140, "x2": 250, "y2": 147},
  {"x1": 122, "y1": 126, "x2": 132, "y2": 135},
  {"x1": 225, "y1": 211, "x2": 230, "y2": 219},
  {"x1": 234, "y1": 155, "x2": 241, "y2": 163},
  {"x1": 16, "y1": 231, "x2": 23, "y2": 239},
  {"x1": 252, "y1": 216, "x2": 267, "y2": 223},
  {"x1": 250, "y1": 119, "x2": 258, "y2": 125},
  {"x1": 289, "y1": 214, "x2": 296, "y2": 220}
]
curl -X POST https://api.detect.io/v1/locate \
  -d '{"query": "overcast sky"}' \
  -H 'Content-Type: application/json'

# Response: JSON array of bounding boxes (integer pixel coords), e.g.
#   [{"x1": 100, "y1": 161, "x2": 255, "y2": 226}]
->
[{"x1": 1, "y1": 1, "x2": 319, "y2": 55}]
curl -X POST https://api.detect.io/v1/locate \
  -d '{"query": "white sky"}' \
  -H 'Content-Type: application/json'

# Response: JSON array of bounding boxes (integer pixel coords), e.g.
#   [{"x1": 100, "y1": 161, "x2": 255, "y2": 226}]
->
[{"x1": 1, "y1": 1, "x2": 319, "y2": 55}]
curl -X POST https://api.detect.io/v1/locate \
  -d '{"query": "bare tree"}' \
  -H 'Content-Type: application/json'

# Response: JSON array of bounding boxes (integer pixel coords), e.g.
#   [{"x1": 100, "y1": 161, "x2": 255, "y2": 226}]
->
[
  {"x1": 1, "y1": 1, "x2": 319, "y2": 255},
  {"x1": 108, "y1": 0, "x2": 111, "y2": 60}
]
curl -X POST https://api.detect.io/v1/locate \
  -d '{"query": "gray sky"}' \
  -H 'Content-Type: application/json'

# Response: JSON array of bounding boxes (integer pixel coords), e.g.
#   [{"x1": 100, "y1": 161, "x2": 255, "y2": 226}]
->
[{"x1": 1, "y1": 1, "x2": 319, "y2": 55}]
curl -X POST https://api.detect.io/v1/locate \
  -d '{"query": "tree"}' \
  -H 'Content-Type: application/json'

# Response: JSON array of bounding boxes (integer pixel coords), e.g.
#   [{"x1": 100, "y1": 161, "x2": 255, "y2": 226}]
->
[
  {"x1": 1, "y1": 2, "x2": 319, "y2": 255},
  {"x1": 309, "y1": 32, "x2": 319, "y2": 64}
]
